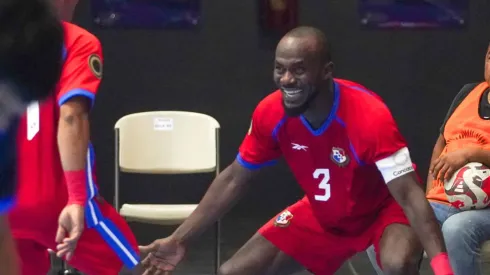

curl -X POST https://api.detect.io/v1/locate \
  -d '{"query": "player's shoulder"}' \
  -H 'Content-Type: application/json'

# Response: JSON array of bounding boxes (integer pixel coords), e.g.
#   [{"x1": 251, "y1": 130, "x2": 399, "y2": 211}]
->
[
  {"x1": 62, "y1": 21, "x2": 101, "y2": 49},
  {"x1": 336, "y1": 78, "x2": 394, "y2": 130},
  {"x1": 336, "y1": 78, "x2": 385, "y2": 107},
  {"x1": 252, "y1": 90, "x2": 285, "y2": 130},
  {"x1": 456, "y1": 82, "x2": 482, "y2": 101},
  {"x1": 462, "y1": 82, "x2": 481, "y2": 91}
]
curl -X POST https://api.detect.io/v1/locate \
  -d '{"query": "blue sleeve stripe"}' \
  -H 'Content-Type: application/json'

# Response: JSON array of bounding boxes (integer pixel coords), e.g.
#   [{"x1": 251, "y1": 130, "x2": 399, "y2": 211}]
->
[
  {"x1": 236, "y1": 154, "x2": 277, "y2": 170},
  {"x1": 348, "y1": 142, "x2": 364, "y2": 166},
  {"x1": 272, "y1": 117, "x2": 287, "y2": 142},
  {"x1": 334, "y1": 116, "x2": 345, "y2": 127},
  {"x1": 62, "y1": 45, "x2": 68, "y2": 61},
  {"x1": 0, "y1": 196, "x2": 15, "y2": 214},
  {"x1": 58, "y1": 88, "x2": 96, "y2": 107},
  {"x1": 348, "y1": 85, "x2": 373, "y2": 96},
  {"x1": 335, "y1": 116, "x2": 364, "y2": 166}
]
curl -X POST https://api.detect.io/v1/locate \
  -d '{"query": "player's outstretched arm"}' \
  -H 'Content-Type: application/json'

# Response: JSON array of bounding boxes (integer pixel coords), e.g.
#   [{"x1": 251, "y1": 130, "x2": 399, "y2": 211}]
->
[
  {"x1": 425, "y1": 134, "x2": 446, "y2": 193},
  {"x1": 139, "y1": 161, "x2": 259, "y2": 272},
  {"x1": 176, "y1": 160, "x2": 257, "y2": 244},
  {"x1": 0, "y1": 215, "x2": 19, "y2": 275},
  {"x1": 387, "y1": 173, "x2": 452, "y2": 274}
]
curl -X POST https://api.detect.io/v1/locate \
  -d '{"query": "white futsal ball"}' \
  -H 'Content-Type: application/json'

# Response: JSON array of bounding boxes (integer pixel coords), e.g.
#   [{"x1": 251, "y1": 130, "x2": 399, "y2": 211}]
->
[{"x1": 444, "y1": 162, "x2": 490, "y2": 210}]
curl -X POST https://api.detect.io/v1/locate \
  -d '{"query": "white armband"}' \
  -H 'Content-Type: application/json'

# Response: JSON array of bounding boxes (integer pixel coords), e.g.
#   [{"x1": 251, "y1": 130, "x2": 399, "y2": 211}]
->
[{"x1": 375, "y1": 147, "x2": 414, "y2": 184}]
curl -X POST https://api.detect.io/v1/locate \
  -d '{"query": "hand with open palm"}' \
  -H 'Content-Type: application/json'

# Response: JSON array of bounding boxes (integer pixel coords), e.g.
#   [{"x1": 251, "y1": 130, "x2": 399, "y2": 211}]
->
[{"x1": 139, "y1": 236, "x2": 186, "y2": 275}]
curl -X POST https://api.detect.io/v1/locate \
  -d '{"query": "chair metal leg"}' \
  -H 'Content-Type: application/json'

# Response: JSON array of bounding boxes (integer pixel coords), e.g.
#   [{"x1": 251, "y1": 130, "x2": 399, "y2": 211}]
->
[
  {"x1": 61, "y1": 264, "x2": 81, "y2": 275},
  {"x1": 57, "y1": 260, "x2": 82, "y2": 275},
  {"x1": 346, "y1": 259, "x2": 359, "y2": 275},
  {"x1": 215, "y1": 219, "x2": 221, "y2": 275},
  {"x1": 56, "y1": 260, "x2": 67, "y2": 275}
]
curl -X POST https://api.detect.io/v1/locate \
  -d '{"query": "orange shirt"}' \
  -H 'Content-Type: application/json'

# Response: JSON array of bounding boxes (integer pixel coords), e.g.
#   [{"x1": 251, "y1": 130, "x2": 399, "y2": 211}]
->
[{"x1": 427, "y1": 82, "x2": 490, "y2": 203}]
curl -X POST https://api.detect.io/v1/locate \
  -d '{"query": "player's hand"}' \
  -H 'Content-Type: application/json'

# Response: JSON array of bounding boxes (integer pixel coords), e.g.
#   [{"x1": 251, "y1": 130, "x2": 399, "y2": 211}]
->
[
  {"x1": 139, "y1": 236, "x2": 186, "y2": 275},
  {"x1": 430, "y1": 148, "x2": 473, "y2": 181},
  {"x1": 55, "y1": 204, "x2": 84, "y2": 261}
]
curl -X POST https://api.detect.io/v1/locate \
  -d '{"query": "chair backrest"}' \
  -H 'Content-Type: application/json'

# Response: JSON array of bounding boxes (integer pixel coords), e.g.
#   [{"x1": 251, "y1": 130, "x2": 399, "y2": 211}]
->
[{"x1": 115, "y1": 111, "x2": 220, "y2": 174}]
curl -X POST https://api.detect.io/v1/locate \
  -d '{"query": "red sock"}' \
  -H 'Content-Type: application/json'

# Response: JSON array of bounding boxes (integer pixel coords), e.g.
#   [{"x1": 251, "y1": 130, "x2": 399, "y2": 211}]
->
[{"x1": 430, "y1": 253, "x2": 454, "y2": 275}]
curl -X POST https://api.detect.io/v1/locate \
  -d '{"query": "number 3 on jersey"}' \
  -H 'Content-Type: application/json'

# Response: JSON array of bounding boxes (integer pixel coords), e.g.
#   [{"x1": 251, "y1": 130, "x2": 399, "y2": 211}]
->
[{"x1": 314, "y1": 168, "x2": 330, "y2": 202}]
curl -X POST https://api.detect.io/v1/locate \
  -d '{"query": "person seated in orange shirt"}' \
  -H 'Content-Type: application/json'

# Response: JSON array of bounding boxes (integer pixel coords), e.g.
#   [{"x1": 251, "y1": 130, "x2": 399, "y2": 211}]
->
[{"x1": 367, "y1": 43, "x2": 490, "y2": 275}]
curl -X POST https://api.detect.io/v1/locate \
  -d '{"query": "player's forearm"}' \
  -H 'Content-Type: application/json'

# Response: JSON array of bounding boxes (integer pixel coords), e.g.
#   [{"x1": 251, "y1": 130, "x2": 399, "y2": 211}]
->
[
  {"x1": 57, "y1": 99, "x2": 90, "y2": 204},
  {"x1": 0, "y1": 216, "x2": 19, "y2": 275},
  {"x1": 401, "y1": 185, "x2": 447, "y2": 259},
  {"x1": 172, "y1": 162, "x2": 253, "y2": 245},
  {"x1": 58, "y1": 108, "x2": 89, "y2": 171},
  {"x1": 426, "y1": 135, "x2": 446, "y2": 194},
  {"x1": 466, "y1": 147, "x2": 490, "y2": 167}
]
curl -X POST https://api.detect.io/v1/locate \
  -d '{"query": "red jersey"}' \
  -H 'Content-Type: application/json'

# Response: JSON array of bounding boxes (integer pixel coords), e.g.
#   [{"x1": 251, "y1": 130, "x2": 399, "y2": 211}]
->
[
  {"x1": 238, "y1": 79, "x2": 415, "y2": 234},
  {"x1": 15, "y1": 22, "x2": 102, "y2": 210},
  {"x1": 11, "y1": 22, "x2": 140, "y2": 268}
]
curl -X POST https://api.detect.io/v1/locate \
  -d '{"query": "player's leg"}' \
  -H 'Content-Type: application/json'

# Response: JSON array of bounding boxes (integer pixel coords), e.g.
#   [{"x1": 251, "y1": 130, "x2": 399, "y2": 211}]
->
[
  {"x1": 440, "y1": 207, "x2": 490, "y2": 275},
  {"x1": 373, "y1": 200, "x2": 423, "y2": 275},
  {"x1": 0, "y1": 215, "x2": 20, "y2": 275},
  {"x1": 66, "y1": 198, "x2": 140, "y2": 275},
  {"x1": 14, "y1": 238, "x2": 51, "y2": 275},
  {"x1": 218, "y1": 232, "x2": 304, "y2": 275},
  {"x1": 377, "y1": 224, "x2": 422, "y2": 275},
  {"x1": 366, "y1": 200, "x2": 459, "y2": 274},
  {"x1": 219, "y1": 197, "x2": 356, "y2": 275},
  {"x1": 0, "y1": 125, "x2": 22, "y2": 275}
]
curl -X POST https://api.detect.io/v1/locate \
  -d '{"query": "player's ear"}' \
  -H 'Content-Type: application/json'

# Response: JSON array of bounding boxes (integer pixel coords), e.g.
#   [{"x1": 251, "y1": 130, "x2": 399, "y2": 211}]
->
[{"x1": 321, "y1": 61, "x2": 334, "y2": 80}]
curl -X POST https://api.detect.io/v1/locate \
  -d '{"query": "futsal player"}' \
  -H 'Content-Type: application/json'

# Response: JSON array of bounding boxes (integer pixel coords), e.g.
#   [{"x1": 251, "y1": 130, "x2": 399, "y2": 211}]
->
[
  {"x1": 0, "y1": 0, "x2": 64, "y2": 274},
  {"x1": 139, "y1": 26, "x2": 454, "y2": 275},
  {"x1": 7, "y1": 1, "x2": 140, "y2": 274}
]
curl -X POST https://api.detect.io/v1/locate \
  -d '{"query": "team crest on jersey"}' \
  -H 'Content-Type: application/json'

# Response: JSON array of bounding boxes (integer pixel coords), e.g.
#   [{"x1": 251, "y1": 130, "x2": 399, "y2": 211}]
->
[
  {"x1": 331, "y1": 147, "x2": 349, "y2": 167},
  {"x1": 274, "y1": 210, "x2": 293, "y2": 227},
  {"x1": 88, "y1": 54, "x2": 103, "y2": 79}
]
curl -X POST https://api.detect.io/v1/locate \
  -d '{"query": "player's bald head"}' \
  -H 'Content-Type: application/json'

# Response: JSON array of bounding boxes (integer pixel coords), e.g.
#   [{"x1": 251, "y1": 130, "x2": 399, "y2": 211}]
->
[{"x1": 276, "y1": 26, "x2": 331, "y2": 64}]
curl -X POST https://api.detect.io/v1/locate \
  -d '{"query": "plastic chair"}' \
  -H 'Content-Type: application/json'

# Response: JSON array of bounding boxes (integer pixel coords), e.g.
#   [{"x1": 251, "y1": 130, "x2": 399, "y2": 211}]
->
[{"x1": 114, "y1": 111, "x2": 221, "y2": 274}]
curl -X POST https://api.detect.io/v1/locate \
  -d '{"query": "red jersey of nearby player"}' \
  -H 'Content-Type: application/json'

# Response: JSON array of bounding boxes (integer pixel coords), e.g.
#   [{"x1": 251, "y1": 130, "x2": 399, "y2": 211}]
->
[
  {"x1": 238, "y1": 79, "x2": 415, "y2": 234},
  {"x1": 12, "y1": 21, "x2": 103, "y2": 226},
  {"x1": 10, "y1": 22, "x2": 140, "y2": 269}
]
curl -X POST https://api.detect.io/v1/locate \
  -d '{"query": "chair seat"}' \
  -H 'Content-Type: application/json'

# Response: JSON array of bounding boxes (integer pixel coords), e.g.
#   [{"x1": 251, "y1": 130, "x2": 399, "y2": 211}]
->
[{"x1": 120, "y1": 203, "x2": 197, "y2": 225}]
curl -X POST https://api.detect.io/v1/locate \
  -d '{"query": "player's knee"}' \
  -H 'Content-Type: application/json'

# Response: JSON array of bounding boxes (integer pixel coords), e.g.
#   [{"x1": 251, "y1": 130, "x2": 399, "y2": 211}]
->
[
  {"x1": 218, "y1": 261, "x2": 239, "y2": 275},
  {"x1": 381, "y1": 251, "x2": 419, "y2": 275}
]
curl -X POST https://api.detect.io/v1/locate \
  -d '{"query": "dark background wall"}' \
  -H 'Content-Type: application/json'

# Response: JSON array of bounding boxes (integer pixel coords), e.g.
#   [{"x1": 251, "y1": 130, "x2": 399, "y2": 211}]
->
[{"x1": 74, "y1": 0, "x2": 489, "y2": 213}]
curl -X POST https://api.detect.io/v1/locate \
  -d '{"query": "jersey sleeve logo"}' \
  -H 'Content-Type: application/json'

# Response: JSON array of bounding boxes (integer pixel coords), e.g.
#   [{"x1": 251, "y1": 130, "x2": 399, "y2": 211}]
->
[
  {"x1": 88, "y1": 54, "x2": 103, "y2": 79},
  {"x1": 330, "y1": 147, "x2": 349, "y2": 167}
]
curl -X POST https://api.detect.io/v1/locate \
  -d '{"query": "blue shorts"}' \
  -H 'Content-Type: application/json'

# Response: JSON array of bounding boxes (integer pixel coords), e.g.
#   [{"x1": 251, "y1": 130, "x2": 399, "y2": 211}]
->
[{"x1": 0, "y1": 119, "x2": 19, "y2": 214}]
